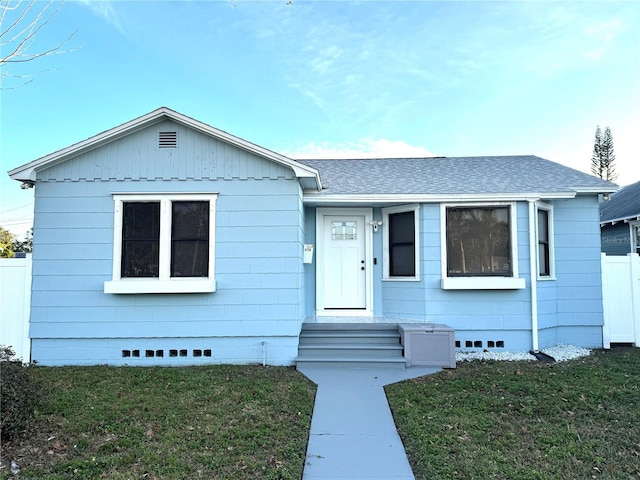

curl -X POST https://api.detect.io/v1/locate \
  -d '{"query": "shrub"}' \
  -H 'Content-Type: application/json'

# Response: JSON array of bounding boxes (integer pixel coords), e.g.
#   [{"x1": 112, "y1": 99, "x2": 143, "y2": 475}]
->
[{"x1": 0, "y1": 346, "x2": 40, "y2": 441}]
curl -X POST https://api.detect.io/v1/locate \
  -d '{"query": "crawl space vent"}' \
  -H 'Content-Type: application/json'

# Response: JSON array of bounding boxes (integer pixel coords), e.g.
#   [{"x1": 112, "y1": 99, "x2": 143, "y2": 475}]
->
[{"x1": 158, "y1": 131, "x2": 177, "y2": 148}]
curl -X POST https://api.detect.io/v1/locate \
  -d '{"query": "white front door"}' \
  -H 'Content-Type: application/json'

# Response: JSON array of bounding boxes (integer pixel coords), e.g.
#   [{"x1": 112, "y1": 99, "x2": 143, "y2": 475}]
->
[{"x1": 317, "y1": 209, "x2": 372, "y2": 313}]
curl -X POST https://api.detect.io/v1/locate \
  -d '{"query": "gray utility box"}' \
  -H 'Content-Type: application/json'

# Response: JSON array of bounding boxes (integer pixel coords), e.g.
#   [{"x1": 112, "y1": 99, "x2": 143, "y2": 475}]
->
[{"x1": 399, "y1": 324, "x2": 456, "y2": 369}]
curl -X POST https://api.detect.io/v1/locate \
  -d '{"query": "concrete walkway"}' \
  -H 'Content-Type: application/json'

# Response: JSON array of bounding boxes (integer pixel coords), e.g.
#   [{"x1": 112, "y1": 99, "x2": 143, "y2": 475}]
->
[{"x1": 298, "y1": 365, "x2": 440, "y2": 480}]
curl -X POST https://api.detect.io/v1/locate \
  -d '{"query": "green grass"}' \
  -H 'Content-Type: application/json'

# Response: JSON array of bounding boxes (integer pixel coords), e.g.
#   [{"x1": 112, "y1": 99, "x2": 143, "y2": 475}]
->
[
  {"x1": 386, "y1": 347, "x2": 640, "y2": 480},
  {"x1": 0, "y1": 365, "x2": 316, "y2": 480}
]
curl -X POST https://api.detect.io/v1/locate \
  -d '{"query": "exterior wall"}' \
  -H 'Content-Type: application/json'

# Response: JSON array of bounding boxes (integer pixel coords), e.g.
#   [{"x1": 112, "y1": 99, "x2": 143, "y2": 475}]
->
[
  {"x1": 550, "y1": 196, "x2": 604, "y2": 348},
  {"x1": 601, "y1": 222, "x2": 632, "y2": 256},
  {"x1": 29, "y1": 121, "x2": 306, "y2": 366},
  {"x1": 305, "y1": 197, "x2": 605, "y2": 352},
  {"x1": 378, "y1": 207, "x2": 427, "y2": 320},
  {"x1": 424, "y1": 202, "x2": 533, "y2": 351},
  {"x1": 303, "y1": 207, "x2": 316, "y2": 316}
]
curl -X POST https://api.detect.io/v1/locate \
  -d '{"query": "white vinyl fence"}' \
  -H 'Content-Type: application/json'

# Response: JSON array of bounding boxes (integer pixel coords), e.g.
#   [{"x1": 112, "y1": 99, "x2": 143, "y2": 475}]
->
[
  {"x1": 0, "y1": 254, "x2": 32, "y2": 361},
  {"x1": 0, "y1": 253, "x2": 636, "y2": 363},
  {"x1": 601, "y1": 253, "x2": 640, "y2": 348}
]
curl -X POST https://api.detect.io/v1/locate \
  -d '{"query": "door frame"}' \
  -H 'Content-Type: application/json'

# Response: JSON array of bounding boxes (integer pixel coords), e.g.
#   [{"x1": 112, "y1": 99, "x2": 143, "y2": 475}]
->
[{"x1": 315, "y1": 207, "x2": 374, "y2": 316}]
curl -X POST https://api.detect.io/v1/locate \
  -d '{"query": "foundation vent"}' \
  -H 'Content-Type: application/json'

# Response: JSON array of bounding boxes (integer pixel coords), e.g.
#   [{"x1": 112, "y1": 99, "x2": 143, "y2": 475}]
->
[{"x1": 121, "y1": 347, "x2": 212, "y2": 359}]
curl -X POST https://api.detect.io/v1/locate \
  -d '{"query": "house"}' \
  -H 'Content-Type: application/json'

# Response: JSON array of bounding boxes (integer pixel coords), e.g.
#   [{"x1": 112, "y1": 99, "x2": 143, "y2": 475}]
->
[
  {"x1": 600, "y1": 181, "x2": 640, "y2": 255},
  {"x1": 8, "y1": 107, "x2": 617, "y2": 366}
]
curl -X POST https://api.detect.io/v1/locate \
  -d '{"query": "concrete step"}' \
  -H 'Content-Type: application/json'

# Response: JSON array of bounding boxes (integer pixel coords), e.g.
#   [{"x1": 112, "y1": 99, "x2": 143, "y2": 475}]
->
[
  {"x1": 298, "y1": 344, "x2": 403, "y2": 358},
  {"x1": 295, "y1": 356, "x2": 407, "y2": 370},
  {"x1": 299, "y1": 331, "x2": 401, "y2": 345},
  {"x1": 296, "y1": 323, "x2": 406, "y2": 369}
]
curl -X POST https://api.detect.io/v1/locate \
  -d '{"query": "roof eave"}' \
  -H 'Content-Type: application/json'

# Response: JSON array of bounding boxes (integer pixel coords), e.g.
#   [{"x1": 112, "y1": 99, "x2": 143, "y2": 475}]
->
[
  {"x1": 8, "y1": 107, "x2": 323, "y2": 190},
  {"x1": 303, "y1": 191, "x2": 581, "y2": 205},
  {"x1": 600, "y1": 215, "x2": 640, "y2": 226},
  {"x1": 573, "y1": 186, "x2": 619, "y2": 195}
]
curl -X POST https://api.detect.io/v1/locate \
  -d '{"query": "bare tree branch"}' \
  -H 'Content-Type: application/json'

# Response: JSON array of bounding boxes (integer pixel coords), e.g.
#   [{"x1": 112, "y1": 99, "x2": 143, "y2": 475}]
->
[{"x1": 0, "y1": 0, "x2": 79, "y2": 88}]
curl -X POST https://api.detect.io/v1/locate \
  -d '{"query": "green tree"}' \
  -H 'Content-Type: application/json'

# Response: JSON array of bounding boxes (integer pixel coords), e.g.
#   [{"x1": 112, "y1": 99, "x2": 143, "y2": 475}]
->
[
  {"x1": 590, "y1": 125, "x2": 617, "y2": 182},
  {"x1": 0, "y1": 227, "x2": 15, "y2": 257},
  {"x1": 12, "y1": 228, "x2": 33, "y2": 253}
]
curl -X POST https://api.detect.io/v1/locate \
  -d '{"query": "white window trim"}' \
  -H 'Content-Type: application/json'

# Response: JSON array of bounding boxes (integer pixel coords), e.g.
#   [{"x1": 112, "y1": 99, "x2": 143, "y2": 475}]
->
[
  {"x1": 382, "y1": 204, "x2": 420, "y2": 281},
  {"x1": 440, "y1": 202, "x2": 525, "y2": 290},
  {"x1": 536, "y1": 201, "x2": 556, "y2": 280},
  {"x1": 104, "y1": 193, "x2": 217, "y2": 294}
]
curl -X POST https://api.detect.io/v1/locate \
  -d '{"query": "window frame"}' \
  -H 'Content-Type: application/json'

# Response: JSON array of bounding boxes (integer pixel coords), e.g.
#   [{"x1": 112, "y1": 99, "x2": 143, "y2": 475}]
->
[
  {"x1": 104, "y1": 193, "x2": 217, "y2": 294},
  {"x1": 536, "y1": 202, "x2": 555, "y2": 280},
  {"x1": 382, "y1": 204, "x2": 420, "y2": 281},
  {"x1": 440, "y1": 202, "x2": 525, "y2": 290}
]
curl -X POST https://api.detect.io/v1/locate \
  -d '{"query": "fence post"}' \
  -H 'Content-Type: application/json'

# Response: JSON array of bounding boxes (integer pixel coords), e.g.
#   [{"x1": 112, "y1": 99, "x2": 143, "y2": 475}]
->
[
  {"x1": 601, "y1": 253, "x2": 611, "y2": 349},
  {"x1": 629, "y1": 253, "x2": 640, "y2": 347},
  {"x1": 23, "y1": 254, "x2": 33, "y2": 360}
]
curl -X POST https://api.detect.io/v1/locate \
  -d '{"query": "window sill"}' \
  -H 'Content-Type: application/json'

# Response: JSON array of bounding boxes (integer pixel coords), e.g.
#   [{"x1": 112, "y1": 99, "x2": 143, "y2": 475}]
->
[
  {"x1": 382, "y1": 276, "x2": 421, "y2": 282},
  {"x1": 104, "y1": 278, "x2": 216, "y2": 294},
  {"x1": 441, "y1": 277, "x2": 526, "y2": 290},
  {"x1": 537, "y1": 276, "x2": 556, "y2": 282}
]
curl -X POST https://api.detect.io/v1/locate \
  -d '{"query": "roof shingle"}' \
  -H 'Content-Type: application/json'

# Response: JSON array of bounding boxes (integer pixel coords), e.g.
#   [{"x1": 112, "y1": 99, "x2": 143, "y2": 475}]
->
[{"x1": 297, "y1": 155, "x2": 615, "y2": 196}]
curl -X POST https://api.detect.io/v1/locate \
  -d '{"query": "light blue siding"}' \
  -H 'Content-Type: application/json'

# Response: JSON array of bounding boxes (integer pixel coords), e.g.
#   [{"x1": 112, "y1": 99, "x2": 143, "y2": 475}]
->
[
  {"x1": 39, "y1": 120, "x2": 293, "y2": 183},
  {"x1": 301, "y1": 198, "x2": 604, "y2": 352},
  {"x1": 418, "y1": 203, "x2": 534, "y2": 350},
  {"x1": 30, "y1": 123, "x2": 306, "y2": 366},
  {"x1": 29, "y1": 119, "x2": 606, "y2": 364},
  {"x1": 303, "y1": 207, "x2": 316, "y2": 316},
  {"x1": 30, "y1": 337, "x2": 298, "y2": 367},
  {"x1": 545, "y1": 196, "x2": 604, "y2": 349}
]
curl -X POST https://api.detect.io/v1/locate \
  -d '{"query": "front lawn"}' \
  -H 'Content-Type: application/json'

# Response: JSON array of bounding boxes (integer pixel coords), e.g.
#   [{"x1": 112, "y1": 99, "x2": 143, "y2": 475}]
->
[
  {"x1": 1, "y1": 365, "x2": 316, "y2": 479},
  {"x1": 386, "y1": 347, "x2": 640, "y2": 480}
]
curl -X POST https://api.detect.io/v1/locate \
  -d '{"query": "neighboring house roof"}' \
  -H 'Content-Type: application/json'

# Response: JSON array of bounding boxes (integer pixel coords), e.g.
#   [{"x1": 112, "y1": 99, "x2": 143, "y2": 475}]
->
[
  {"x1": 600, "y1": 180, "x2": 640, "y2": 225},
  {"x1": 8, "y1": 107, "x2": 322, "y2": 191},
  {"x1": 298, "y1": 156, "x2": 616, "y2": 201}
]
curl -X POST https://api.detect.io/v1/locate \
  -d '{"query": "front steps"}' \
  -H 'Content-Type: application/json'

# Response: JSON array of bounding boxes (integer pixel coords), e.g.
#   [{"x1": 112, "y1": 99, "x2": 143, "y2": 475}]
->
[{"x1": 295, "y1": 323, "x2": 407, "y2": 369}]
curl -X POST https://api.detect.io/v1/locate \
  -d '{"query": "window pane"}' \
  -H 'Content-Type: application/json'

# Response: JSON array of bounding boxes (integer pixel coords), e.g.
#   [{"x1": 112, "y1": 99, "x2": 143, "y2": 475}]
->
[
  {"x1": 171, "y1": 201, "x2": 209, "y2": 277},
  {"x1": 538, "y1": 243, "x2": 550, "y2": 276},
  {"x1": 332, "y1": 221, "x2": 357, "y2": 240},
  {"x1": 446, "y1": 207, "x2": 512, "y2": 276},
  {"x1": 122, "y1": 202, "x2": 160, "y2": 278},
  {"x1": 389, "y1": 211, "x2": 415, "y2": 277},
  {"x1": 172, "y1": 240, "x2": 209, "y2": 277},
  {"x1": 537, "y1": 210, "x2": 548, "y2": 242},
  {"x1": 390, "y1": 244, "x2": 415, "y2": 277},
  {"x1": 537, "y1": 210, "x2": 550, "y2": 276}
]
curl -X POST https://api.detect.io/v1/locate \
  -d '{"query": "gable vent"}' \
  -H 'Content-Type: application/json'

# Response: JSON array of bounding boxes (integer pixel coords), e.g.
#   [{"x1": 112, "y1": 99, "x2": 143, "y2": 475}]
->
[{"x1": 158, "y1": 131, "x2": 177, "y2": 148}]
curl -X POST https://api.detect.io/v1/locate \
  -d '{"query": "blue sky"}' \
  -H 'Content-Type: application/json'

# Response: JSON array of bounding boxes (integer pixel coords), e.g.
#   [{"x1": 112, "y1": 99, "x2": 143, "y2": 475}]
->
[{"x1": 1, "y1": 0, "x2": 639, "y2": 238}]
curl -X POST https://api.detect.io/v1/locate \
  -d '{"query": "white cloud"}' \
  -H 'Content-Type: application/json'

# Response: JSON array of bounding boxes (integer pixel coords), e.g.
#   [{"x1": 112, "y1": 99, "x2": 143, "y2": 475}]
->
[
  {"x1": 286, "y1": 139, "x2": 436, "y2": 159},
  {"x1": 77, "y1": 1, "x2": 126, "y2": 36}
]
